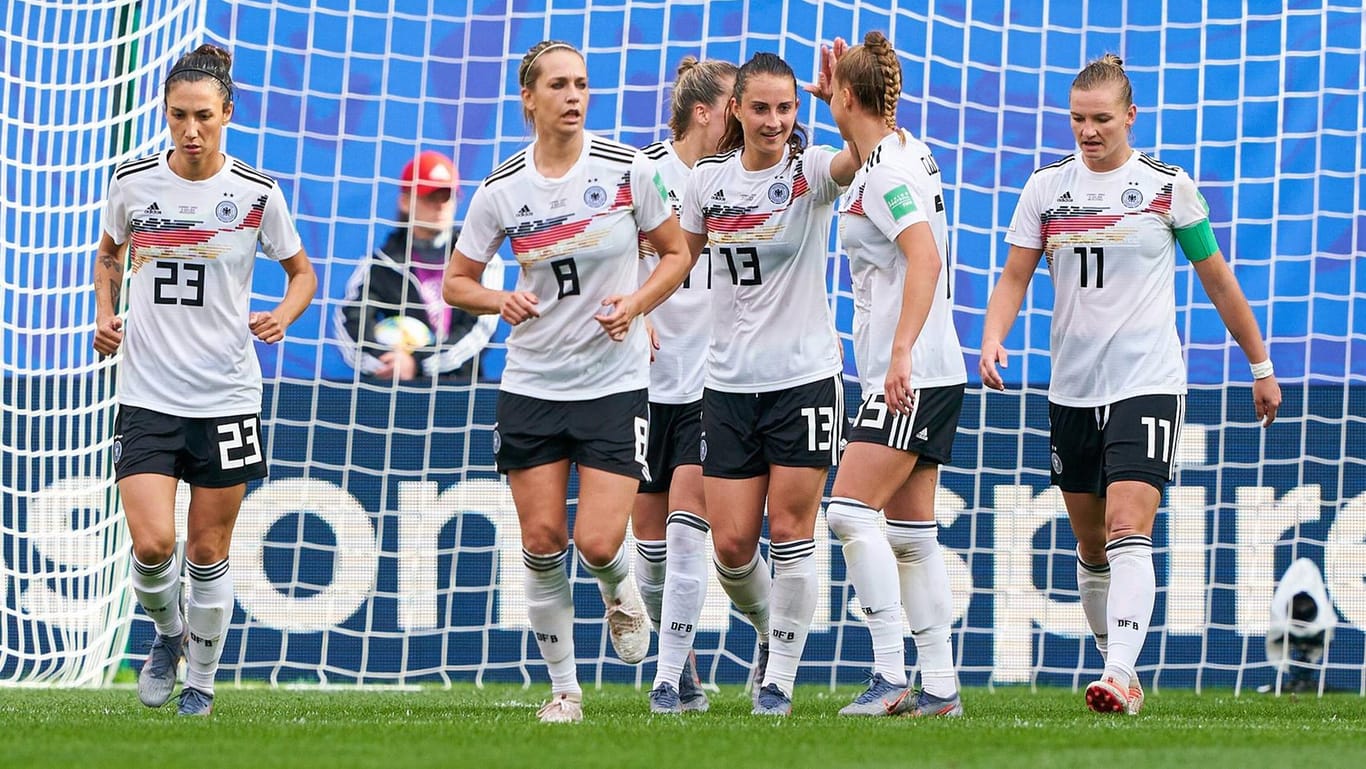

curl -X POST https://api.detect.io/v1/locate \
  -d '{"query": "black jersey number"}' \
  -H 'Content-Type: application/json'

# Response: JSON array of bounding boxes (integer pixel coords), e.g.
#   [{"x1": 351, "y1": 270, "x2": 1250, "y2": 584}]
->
[
  {"x1": 1073, "y1": 247, "x2": 1105, "y2": 288},
  {"x1": 719, "y1": 246, "x2": 761, "y2": 286},
  {"x1": 550, "y1": 257, "x2": 580, "y2": 299},
  {"x1": 152, "y1": 261, "x2": 205, "y2": 306},
  {"x1": 682, "y1": 247, "x2": 713, "y2": 289}
]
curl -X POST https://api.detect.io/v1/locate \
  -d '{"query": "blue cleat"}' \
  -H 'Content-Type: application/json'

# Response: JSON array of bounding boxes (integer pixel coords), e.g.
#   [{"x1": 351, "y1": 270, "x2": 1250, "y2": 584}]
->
[
  {"x1": 838, "y1": 673, "x2": 909, "y2": 716},
  {"x1": 885, "y1": 687, "x2": 964, "y2": 718},
  {"x1": 649, "y1": 682, "x2": 682, "y2": 714},
  {"x1": 678, "y1": 650, "x2": 709, "y2": 713},
  {"x1": 177, "y1": 686, "x2": 214, "y2": 717},
  {"x1": 751, "y1": 683, "x2": 791, "y2": 716},
  {"x1": 137, "y1": 631, "x2": 184, "y2": 708}
]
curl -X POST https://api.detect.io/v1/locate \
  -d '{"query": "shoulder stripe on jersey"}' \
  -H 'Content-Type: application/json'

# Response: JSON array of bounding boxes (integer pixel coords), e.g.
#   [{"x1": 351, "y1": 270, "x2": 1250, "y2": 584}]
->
[
  {"x1": 484, "y1": 151, "x2": 528, "y2": 187},
  {"x1": 1032, "y1": 155, "x2": 1074, "y2": 175},
  {"x1": 230, "y1": 167, "x2": 275, "y2": 190},
  {"x1": 114, "y1": 155, "x2": 160, "y2": 180},
  {"x1": 589, "y1": 143, "x2": 639, "y2": 166},
  {"x1": 642, "y1": 141, "x2": 669, "y2": 160},
  {"x1": 231, "y1": 160, "x2": 276, "y2": 188},
  {"x1": 589, "y1": 136, "x2": 638, "y2": 156},
  {"x1": 695, "y1": 149, "x2": 738, "y2": 168},
  {"x1": 1138, "y1": 154, "x2": 1180, "y2": 177}
]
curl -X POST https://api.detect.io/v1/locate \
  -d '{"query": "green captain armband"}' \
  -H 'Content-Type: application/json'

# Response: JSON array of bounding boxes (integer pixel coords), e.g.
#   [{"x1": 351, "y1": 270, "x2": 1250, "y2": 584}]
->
[{"x1": 1175, "y1": 219, "x2": 1218, "y2": 262}]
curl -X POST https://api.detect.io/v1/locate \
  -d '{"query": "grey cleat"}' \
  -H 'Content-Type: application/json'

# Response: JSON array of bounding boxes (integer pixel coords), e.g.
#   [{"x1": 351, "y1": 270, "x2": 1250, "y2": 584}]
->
[
  {"x1": 838, "y1": 673, "x2": 909, "y2": 716},
  {"x1": 176, "y1": 686, "x2": 214, "y2": 717},
  {"x1": 137, "y1": 631, "x2": 185, "y2": 708},
  {"x1": 748, "y1": 643, "x2": 770, "y2": 707},
  {"x1": 751, "y1": 683, "x2": 792, "y2": 716},
  {"x1": 649, "y1": 682, "x2": 682, "y2": 714},
  {"x1": 678, "y1": 650, "x2": 709, "y2": 713},
  {"x1": 885, "y1": 687, "x2": 964, "y2": 718}
]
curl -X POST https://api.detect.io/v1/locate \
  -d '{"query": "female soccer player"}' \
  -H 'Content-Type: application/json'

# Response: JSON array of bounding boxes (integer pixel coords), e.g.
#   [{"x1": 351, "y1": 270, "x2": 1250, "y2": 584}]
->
[
  {"x1": 679, "y1": 51, "x2": 858, "y2": 716},
  {"x1": 817, "y1": 32, "x2": 966, "y2": 718},
  {"x1": 980, "y1": 54, "x2": 1282, "y2": 715},
  {"x1": 443, "y1": 40, "x2": 693, "y2": 724},
  {"x1": 633, "y1": 56, "x2": 737, "y2": 715},
  {"x1": 92, "y1": 44, "x2": 317, "y2": 716}
]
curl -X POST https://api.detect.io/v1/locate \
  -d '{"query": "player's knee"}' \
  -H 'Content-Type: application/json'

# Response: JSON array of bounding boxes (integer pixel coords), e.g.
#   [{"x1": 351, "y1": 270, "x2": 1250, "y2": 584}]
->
[
  {"x1": 132, "y1": 540, "x2": 176, "y2": 566},
  {"x1": 184, "y1": 539, "x2": 229, "y2": 566},
  {"x1": 826, "y1": 501, "x2": 877, "y2": 541},
  {"x1": 572, "y1": 532, "x2": 622, "y2": 567},
  {"x1": 711, "y1": 537, "x2": 757, "y2": 571}
]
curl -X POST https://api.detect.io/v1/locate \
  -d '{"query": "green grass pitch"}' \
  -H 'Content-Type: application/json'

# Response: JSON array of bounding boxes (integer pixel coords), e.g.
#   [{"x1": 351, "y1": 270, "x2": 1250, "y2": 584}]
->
[{"x1": 3, "y1": 684, "x2": 1364, "y2": 768}]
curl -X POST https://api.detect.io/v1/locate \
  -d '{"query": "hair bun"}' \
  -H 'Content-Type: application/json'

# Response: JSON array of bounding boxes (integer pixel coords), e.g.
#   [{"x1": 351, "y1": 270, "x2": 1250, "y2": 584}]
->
[{"x1": 676, "y1": 55, "x2": 699, "y2": 77}]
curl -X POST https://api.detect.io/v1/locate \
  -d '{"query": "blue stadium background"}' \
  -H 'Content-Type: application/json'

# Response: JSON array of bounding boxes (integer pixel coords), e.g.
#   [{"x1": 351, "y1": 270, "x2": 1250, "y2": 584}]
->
[{"x1": 2, "y1": 0, "x2": 1364, "y2": 689}]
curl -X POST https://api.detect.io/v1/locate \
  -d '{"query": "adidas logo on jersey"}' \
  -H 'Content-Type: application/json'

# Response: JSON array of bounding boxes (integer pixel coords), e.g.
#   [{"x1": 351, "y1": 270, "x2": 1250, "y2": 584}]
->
[
  {"x1": 915, "y1": 428, "x2": 929, "y2": 441},
  {"x1": 143, "y1": 202, "x2": 161, "y2": 215},
  {"x1": 711, "y1": 189, "x2": 726, "y2": 201},
  {"x1": 1056, "y1": 191, "x2": 1073, "y2": 203},
  {"x1": 516, "y1": 204, "x2": 532, "y2": 217}
]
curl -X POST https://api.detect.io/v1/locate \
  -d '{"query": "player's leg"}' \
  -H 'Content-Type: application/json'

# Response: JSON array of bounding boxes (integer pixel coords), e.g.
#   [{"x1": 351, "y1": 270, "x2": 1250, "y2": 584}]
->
[
  {"x1": 496, "y1": 392, "x2": 581, "y2": 722},
  {"x1": 176, "y1": 412, "x2": 267, "y2": 716},
  {"x1": 649, "y1": 406, "x2": 709, "y2": 712},
  {"x1": 883, "y1": 466, "x2": 962, "y2": 717},
  {"x1": 632, "y1": 402, "x2": 675, "y2": 637},
  {"x1": 826, "y1": 389, "x2": 926, "y2": 715},
  {"x1": 755, "y1": 375, "x2": 844, "y2": 716},
  {"x1": 701, "y1": 387, "x2": 771, "y2": 702},
  {"x1": 114, "y1": 406, "x2": 190, "y2": 706},
  {"x1": 572, "y1": 390, "x2": 653, "y2": 666}
]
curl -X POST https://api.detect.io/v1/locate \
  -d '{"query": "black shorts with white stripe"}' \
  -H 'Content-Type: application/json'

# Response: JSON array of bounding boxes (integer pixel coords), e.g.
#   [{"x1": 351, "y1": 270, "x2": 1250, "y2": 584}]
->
[
  {"x1": 493, "y1": 389, "x2": 650, "y2": 481},
  {"x1": 639, "y1": 399, "x2": 703, "y2": 494},
  {"x1": 1048, "y1": 393, "x2": 1186, "y2": 497},
  {"x1": 701, "y1": 375, "x2": 844, "y2": 478},
  {"x1": 846, "y1": 384, "x2": 964, "y2": 466},
  {"x1": 113, "y1": 406, "x2": 268, "y2": 487}
]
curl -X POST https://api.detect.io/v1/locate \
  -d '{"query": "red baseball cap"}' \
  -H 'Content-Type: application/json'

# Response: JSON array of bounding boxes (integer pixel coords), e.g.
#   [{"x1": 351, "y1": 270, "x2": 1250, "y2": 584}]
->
[{"x1": 401, "y1": 150, "x2": 458, "y2": 197}]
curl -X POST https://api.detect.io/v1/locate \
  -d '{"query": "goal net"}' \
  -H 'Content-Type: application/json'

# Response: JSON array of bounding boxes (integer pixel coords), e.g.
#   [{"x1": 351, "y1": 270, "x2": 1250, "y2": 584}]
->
[{"x1": 3, "y1": 0, "x2": 1363, "y2": 693}]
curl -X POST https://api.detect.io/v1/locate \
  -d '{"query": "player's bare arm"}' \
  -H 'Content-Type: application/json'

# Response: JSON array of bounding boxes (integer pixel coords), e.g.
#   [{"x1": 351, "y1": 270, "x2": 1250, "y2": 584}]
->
[
  {"x1": 92, "y1": 233, "x2": 125, "y2": 355},
  {"x1": 884, "y1": 221, "x2": 940, "y2": 414},
  {"x1": 979, "y1": 244, "x2": 1044, "y2": 390},
  {"x1": 1191, "y1": 250, "x2": 1282, "y2": 426},
  {"x1": 250, "y1": 248, "x2": 317, "y2": 344},
  {"x1": 444, "y1": 249, "x2": 538, "y2": 326},
  {"x1": 598, "y1": 216, "x2": 692, "y2": 341}
]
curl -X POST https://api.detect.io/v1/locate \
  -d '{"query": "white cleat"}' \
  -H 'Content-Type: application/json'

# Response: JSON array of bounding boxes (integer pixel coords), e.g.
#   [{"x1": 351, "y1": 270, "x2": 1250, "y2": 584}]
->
[
  {"x1": 1127, "y1": 679, "x2": 1145, "y2": 715},
  {"x1": 1085, "y1": 676, "x2": 1129, "y2": 714},
  {"x1": 604, "y1": 589, "x2": 650, "y2": 664},
  {"x1": 536, "y1": 692, "x2": 584, "y2": 723}
]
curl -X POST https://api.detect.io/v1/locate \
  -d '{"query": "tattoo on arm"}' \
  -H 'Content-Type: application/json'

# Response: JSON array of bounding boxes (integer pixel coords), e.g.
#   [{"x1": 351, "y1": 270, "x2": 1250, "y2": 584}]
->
[
  {"x1": 98, "y1": 251, "x2": 124, "y2": 309},
  {"x1": 109, "y1": 278, "x2": 121, "y2": 311}
]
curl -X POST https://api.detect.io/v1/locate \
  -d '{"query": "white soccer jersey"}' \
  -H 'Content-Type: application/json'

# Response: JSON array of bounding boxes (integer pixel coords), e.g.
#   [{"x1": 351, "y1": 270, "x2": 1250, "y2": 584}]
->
[
  {"x1": 457, "y1": 132, "x2": 672, "y2": 400},
  {"x1": 638, "y1": 140, "x2": 711, "y2": 404},
  {"x1": 838, "y1": 131, "x2": 966, "y2": 395},
  {"x1": 103, "y1": 150, "x2": 303, "y2": 417},
  {"x1": 1005, "y1": 150, "x2": 1211, "y2": 407},
  {"x1": 680, "y1": 144, "x2": 844, "y2": 392}
]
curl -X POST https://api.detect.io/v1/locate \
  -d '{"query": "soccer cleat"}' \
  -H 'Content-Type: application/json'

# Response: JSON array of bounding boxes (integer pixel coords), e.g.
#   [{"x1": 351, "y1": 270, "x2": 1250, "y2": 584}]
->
[
  {"x1": 1126, "y1": 679, "x2": 1145, "y2": 715},
  {"x1": 604, "y1": 593, "x2": 650, "y2": 664},
  {"x1": 885, "y1": 687, "x2": 964, "y2": 718},
  {"x1": 678, "y1": 650, "x2": 709, "y2": 713},
  {"x1": 1084, "y1": 676, "x2": 1129, "y2": 714},
  {"x1": 749, "y1": 643, "x2": 770, "y2": 707},
  {"x1": 838, "y1": 673, "x2": 909, "y2": 716},
  {"x1": 649, "y1": 682, "x2": 682, "y2": 714},
  {"x1": 751, "y1": 683, "x2": 792, "y2": 716},
  {"x1": 137, "y1": 631, "x2": 185, "y2": 708},
  {"x1": 176, "y1": 687, "x2": 214, "y2": 717},
  {"x1": 536, "y1": 692, "x2": 584, "y2": 723}
]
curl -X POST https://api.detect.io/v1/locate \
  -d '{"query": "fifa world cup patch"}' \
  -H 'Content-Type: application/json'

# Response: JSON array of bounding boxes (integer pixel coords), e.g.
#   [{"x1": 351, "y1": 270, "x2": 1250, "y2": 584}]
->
[{"x1": 883, "y1": 184, "x2": 918, "y2": 220}]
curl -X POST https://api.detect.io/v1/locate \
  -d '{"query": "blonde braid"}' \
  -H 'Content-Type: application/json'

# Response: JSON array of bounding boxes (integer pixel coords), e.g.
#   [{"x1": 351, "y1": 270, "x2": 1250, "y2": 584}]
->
[{"x1": 866, "y1": 31, "x2": 902, "y2": 132}]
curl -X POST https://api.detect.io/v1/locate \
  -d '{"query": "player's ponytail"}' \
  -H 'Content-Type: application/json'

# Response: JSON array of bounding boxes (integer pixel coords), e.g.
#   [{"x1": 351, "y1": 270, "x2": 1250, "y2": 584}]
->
[
  {"x1": 717, "y1": 52, "x2": 808, "y2": 162},
  {"x1": 1072, "y1": 53, "x2": 1133, "y2": 108},
  {"x1": 165, "y1": 44, "x2": 235, "y2": 106},
  {"x1": 834, "y1": 31, "x2": 903, "y2": 138},
  {"x1": 668, "y1": 58, "x2": 738, "y2": 144}
]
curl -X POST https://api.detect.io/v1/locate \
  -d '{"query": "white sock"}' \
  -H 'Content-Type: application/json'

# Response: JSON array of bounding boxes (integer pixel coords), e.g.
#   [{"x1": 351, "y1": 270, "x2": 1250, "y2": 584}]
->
[
  {"x1": 1103, "y1": 535, "x2": 1155, "y2": 688},
  {"x1": 888, "y1": 520, "x2": 956, "y2": 698},
  {"x1": 524, "y1": 549, "x2": 580, "y2": 696},
  {"x1": 1077, "y1": 548, "x2": 1111, "y2": 660},
  {"x1": 578, "y1": 544, "x2": 630, "y2": 607},
  {"x1": 132, "y1": 553, "x2": 183, "y2": 638},
  {"x1": 634, "y1": 539, "x2": 667, "y2": 631},
  {"x1": 764, "y1": 539, "x2": 818, "y2": 697},
  {"x1": 183, "y1": 558, "x2": 232, "y2": 694},
  {"x1": 715, "y1": 548, "x2": 771, "y2": 639},
  {"x1": 653, "y1": 511, "x2": 709, "y2": 690},
  {"x1": 827, "y1": 497, "x2": 906, "y2": 686}
]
